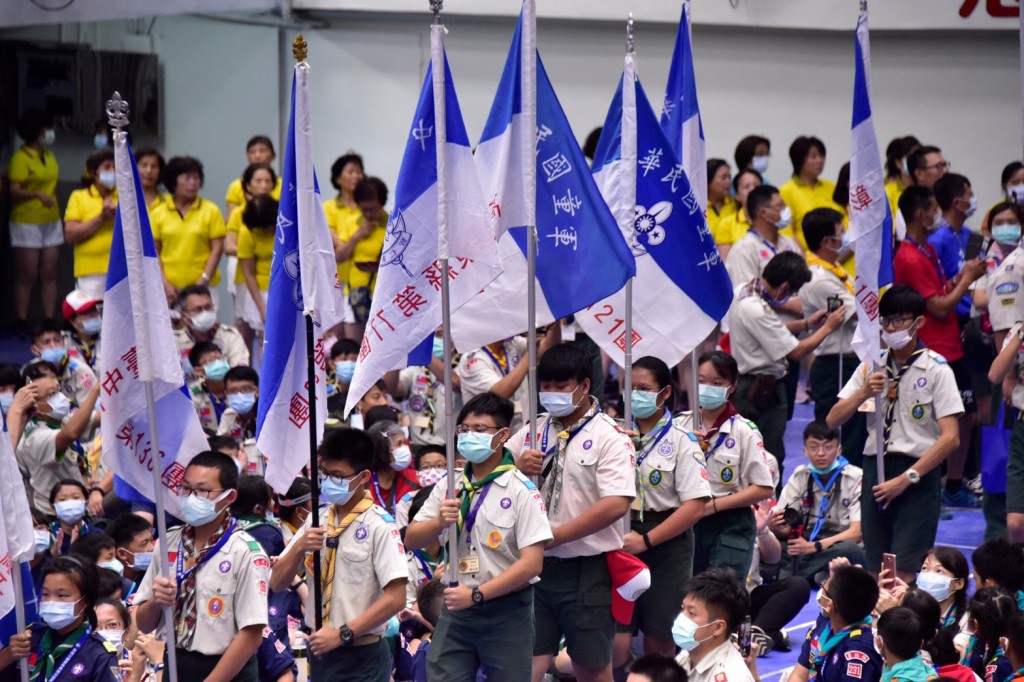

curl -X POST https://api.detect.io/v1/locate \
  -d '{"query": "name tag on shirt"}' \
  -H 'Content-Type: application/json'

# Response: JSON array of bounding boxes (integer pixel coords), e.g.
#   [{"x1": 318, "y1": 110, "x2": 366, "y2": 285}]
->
[{"x1": 458, "y1": 556, "x2": 480, "y2": 574}]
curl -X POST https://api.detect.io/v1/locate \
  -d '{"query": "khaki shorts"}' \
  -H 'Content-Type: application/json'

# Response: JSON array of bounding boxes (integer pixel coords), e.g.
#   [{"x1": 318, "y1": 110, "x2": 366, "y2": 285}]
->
[{"x1": 10, "y1": 221, "x2": 63, "y2": 248}]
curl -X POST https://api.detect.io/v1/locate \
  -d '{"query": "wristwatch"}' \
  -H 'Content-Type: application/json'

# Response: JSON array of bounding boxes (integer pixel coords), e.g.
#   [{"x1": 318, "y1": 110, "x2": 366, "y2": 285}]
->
[
  {"x1": 905, "y1": 469, "x2": 921, "y2": 485},
  {"x1": 814, "y1": 541, "x2": 824, "y2": 553},
  {"x1": 471, "y1": 586, "x2": 485, "y2": 606},
  {"x1": 339, "y1": 624, "x2": 355, "y2": 646}
]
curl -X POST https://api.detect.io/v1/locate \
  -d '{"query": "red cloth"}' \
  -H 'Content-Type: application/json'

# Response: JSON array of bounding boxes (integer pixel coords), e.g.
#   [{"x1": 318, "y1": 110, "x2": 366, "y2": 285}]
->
[
  {"x1": 369, "y1": 468, "x2": 419, "y2": 513},
  {"x1": 893, "y1": 240, "x2": 963, "y2": 361},
  {"x1": 937, "y1": 664, "x2": 978, "y2": 682}
]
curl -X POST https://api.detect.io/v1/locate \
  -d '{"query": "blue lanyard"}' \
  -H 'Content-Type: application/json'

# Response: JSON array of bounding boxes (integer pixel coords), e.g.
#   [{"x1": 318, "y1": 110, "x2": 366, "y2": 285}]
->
[
  {"x1": 371, "y1": 472, "x2": 397, "y2": 513},
  {"x1": 205, "y1": 388, "x2": 227, "y2": 422},
  {"x1": 413, "y1": 550, "x2": 438, "y2": 581},
  {"x1": 808, "y1": 466, "x2": 844, "y2": 542},
  {"x1": 636, "y1": 415, "x2": 673, "y2": 468},
  {"x1": 703, "y1": 417, "x2": 735, "y2": 460},
  {"x1": 748, "y1": 229, "x2": 778, "y2": 256},
  {"x1": 44, "y1": 626, "x2": 92, "y2": 682},
  {"x1": 539, "y1": 410, "x2": 601, "y2": 456},
  {"x1": 175, "y1": 518, "x2": 236, "y2": 584}
]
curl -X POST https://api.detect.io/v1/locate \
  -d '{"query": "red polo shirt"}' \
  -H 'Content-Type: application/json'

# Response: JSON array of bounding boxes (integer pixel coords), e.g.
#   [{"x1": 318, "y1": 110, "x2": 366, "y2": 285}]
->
[{"x1": 893, "y1": 239, "x2": 963, "y2": 361}]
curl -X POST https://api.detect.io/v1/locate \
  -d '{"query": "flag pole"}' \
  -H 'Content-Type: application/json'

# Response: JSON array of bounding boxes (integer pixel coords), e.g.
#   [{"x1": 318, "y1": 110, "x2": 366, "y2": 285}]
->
[
  {"x1": 107, "y1": 94, "x2": 180, "y2": 682},
  {"x1": 291, "y1": 34, "x2": 325, "y2": 634},
  {"x1": 10, "y1": 562, "x2": 27, "y2": 682},
  {"x1": 430, "y1": 0, "x2": 459, "y2": 587},
  {"x1": 683, "y1": 0, "x2": 704, "y2": 433},
  {"x1": 622, "y1": 14, "x2": 637, "y2": 432},
  {"x1": 523, "y1": 0, "x2": 540, "y2": 452}
]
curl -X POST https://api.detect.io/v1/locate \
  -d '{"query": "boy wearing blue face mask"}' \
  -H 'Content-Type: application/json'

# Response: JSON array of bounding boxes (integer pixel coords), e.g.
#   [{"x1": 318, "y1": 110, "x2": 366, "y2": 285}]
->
[
  {"x1": 672, "y1": 568, "x2": 753, "y2": 682},
  {"x1": 188, "y1": 341, "x2": 230, "y2": 433},
  {"x1": 217, "y1": 366, "x2": 259, "y2": 441},
  {"x1": 270, "y1": 428, "x2": 407, "y2": 681},
  {"x1": 771, "y1": 421, "x2": 866, "y2": 585},
  {"x1": 106, "y1": 513, "x2": 155, "y2": 594},
  {"x1": 327, "y1": 338, "x2": 359, "y2": 416},
  {"x1": 406, "y1": 392, "x2": 552, "y2": 680},
  {"x1": 30, "y1": 321, "x2": 98, "y2": 409},
  {"x1": 133, "y1": 450, "x2": 269, "y2": 682}
]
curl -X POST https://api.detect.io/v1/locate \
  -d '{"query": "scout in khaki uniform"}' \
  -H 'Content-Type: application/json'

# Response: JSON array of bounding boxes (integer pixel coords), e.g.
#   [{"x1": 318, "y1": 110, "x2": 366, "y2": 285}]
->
[
  {"x1": 725, "y1": 185, "x2": 803, "y2": 287},
  {"x1": 509, "y1": 344, "x2": 635, "y2": 682},
  {"x1": 828, "y1": 285, "x2": 964, "y2": 582},
  {"x1": 270, "y1": 428, "x2": 407, "y2": 681},
  {"x1": 615, "y1": 356, "x2": 710, "y2": 663},
  {"x1": 134, "y1": 451, "x2": 270, "y2": 682},
  {"x1": 187, "y1": 341, "x2": 229, "y2": 433},
  {"x1": 173, "y1": 285, "x2": 250, "y2": 371},
  {"x1": 392, "y1": 329, "x2": 460, "y2": 448},
  {"x1": 771, "y1": 421, "x2": 866, "y2": 585},
  {"x1": 406, "y1": 392, "x2": 552, "y2": 681},
  {"x1": 989, "y1": 320, "x2": 1024, "y2": 542},
  {"x1": 673, "y1": 568, "x2": 755, "y2": 682},
  {"x1": 31, "y1": 322, "x2": 98, "y2": 409},
  {"x1": 678, "y1": 351, "x2": 774, "y2": 580}
]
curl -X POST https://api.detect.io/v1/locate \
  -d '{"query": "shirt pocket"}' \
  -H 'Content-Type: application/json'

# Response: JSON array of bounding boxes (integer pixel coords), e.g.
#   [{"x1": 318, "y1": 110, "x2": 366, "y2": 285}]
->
[
  {"x1": 481, "y1": 503, "x2": 518, "y2": 561},
  {"x1": 899, "y1": 378, "x2": 934, "y2": 428},
  {"x1": 198, "y1": 568, "x2": 237, "y2": 622},
  {"x1": 641, "y1": 454, "x2": 677, "y2": 492},
  {"x1": 709, "y1": 452, "x2": 741, "y2": 488},
  {"x1": 338, "y1": 545, "x2": 371, "y2": 585},
  {"x1": 565, "y1": 447, "x2": 599, "y2": 488}
]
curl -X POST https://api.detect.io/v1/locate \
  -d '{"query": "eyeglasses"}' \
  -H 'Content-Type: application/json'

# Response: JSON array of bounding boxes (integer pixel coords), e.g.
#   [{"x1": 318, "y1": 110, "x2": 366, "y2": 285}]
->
[
  {"x1": 456, "y1": 424, "x2": 499, "y2": 435},
  {"x1": 805, "y1": 442, "x2": 840, "y2": 455},
  {"x1": 318, "y1": 468, "x2": 362, "y2": 486},
  {"x1": 880, "y1": 315, "x2": 915, "y2": 330},
  {"x1": 925, "y1": 161, "x2": 951, "y2": 172},
  {"x1": 419, "y1": 463, "x2": 447, "y2": 471},
  {"x1": 175, "y1": 484, "x2": 226, "y2": 499}
]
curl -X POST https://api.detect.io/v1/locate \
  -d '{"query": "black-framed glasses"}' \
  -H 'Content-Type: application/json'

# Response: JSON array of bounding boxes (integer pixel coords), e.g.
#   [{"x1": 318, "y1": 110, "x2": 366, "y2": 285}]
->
[
  {"x1": 318, "y1": 468, "x2": 363, "y2": 486},
  {"x1": 880, "y1": 315, "x2": 915, "y2": 330},
  {"x1": 456, "y1": 424, "x2": 499, "y2": 435},
  {"x1": 174, "y1": 484, "x2": 226, "y2": 499}
]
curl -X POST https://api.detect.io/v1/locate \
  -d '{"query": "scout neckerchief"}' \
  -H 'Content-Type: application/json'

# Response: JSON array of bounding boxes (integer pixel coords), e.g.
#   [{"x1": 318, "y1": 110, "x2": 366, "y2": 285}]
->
[
  {"x1": 203, "y1": 385, "x2": 227, "y2": 423},
  {"x1": 309, "y1": 491, "x2": 374, "y2": 616},
  {"x1": 699, "y1": 403, "x2": 739, "y2": 455},
  {"x1": 458, "y1": 451, "x2": 516, "y2": 543},
  {"x1": 481, "y1": 344, "x2": 510, "y2": 376},
  {"x1": 882, "y1": 653, "x2": 938, "y2": 682},
  {"x1": 806, "y1": 253, "x2": 855, "y2": 295},
  {"x1": 882, "y1": 345, "x2": 927, "y2": 454},
  {"x1": 175, "y1": 514, "x2": 235, "y2": 648},
  {"x1": 1010, "y1": 666, "x2": 1024, "y2": 681},
  {"x1": 1016, "y1": 589, "x2": 1024, "y2": 611},
  {"x1": 941, "y1": 602, "x2": 960, "y2": 630},
  {"x1": 632, "y1": 410, "x2": 673, "y2": 519},
  {"x1": 803, "y1": 457, "x2": 850, "y2": 542},
  {"x1": 808, "y1": 619, "x2": 869, "y2": 682},
  {"x1": 961, "y1": 635, "x2": 979, "y2": 667},
  {"x1": 31, "y1": 623, "x2": 91, "y2": 682},
  {"x1": 539, "y1": 398, "x2": 601, "y2": 516},
  {"x1": 237, "y1": 513, "x2": 274, "y2": 534},
  {"x1": 68, "y1": 332, "x2": 96, "y2": 369}
]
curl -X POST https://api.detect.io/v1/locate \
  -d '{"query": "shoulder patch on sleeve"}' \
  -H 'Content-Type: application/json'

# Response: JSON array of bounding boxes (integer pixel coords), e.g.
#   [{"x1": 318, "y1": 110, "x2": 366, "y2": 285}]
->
[
  {"x1": 246, "y1": 539, "x2": 263, "y2": 553},
  {"x1": 744, "y1": 419, "x2": 758, "y2": 430},
  {"x1": 996, "y1": 282, "x2": 1020, "y2": 294},
  {"x1": 102, "y1": 640, "x2": 119, "y2": 654},
  {"x1": 927, "y1": 350, "x2": 948, "y2": 364},
  {"x1": 845, "y1": 651, "x2": 870, "y2": 662},
  {"x1": 400, "y1": 491, "x2": 414, "y2": 503},
  {"x1": 513, "y1": 470, "x2": 538, "y2": 490},
  {"x1": 375, "y1": 508, "x2": 397, "y2": 524}
]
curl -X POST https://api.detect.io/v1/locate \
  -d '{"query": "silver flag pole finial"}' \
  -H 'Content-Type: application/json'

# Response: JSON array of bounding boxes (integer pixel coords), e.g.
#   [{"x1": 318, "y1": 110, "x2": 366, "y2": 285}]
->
[
  {"x1": 106, "y1": 92, "x2": 129, "y2": 137},
  {"x1": 430, "y1": 0, "x2": 442, "y2": 23},
  {"x1": 626, "y1": 13, "x2": 635, "y2": 53}
]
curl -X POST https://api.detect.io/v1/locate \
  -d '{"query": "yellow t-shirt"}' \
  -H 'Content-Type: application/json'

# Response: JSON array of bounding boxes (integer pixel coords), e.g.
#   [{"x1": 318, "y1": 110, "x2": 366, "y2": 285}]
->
[
  {"x1": 8, "y1": 146, "x2": 60, "y2": 224},
  {"x1": 779, "y1": 176, "x2": 841, "y2": 250},
  {"x1": 236, "y1": 223, "x2": 275, "y2": 291},
  {"x1": 227, "y1": 207, "x2": 246, "y2": 284},
  {"x1": 884, "y1": 178, "x2": 905, "y2": 225},
  {"x1": 151, "y1": 196, "x2": 227, "y2": 288},
  {"x1": 323, "y1": 198, "x2": 362, "y2": 291},
  {"x1": 64, "y1": 185, "x2": 119, "y2": 277},
  {"x1": 348, "y1": 220, "x2": 387, "y2": 291},
  {"x1": 708, "y1": 196, "x2": 739, "y2": 246},
  {"x1": 225, "y1": 176, "x2": 282, "y2": 208}
]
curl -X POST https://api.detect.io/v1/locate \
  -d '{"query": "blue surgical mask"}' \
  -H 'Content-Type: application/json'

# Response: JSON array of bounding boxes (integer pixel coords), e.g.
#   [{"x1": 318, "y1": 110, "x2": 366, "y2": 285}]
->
[
  {"x1": 320, "y1": 475, "x2": 358, "y2": 505},
  {"x1": 630, "y1": 390, "x2": 661, "y2": 419},
  {"x1": 40, "y1": 347, "x2": 66, "y2": 366},
  {"x1": 98, "y1": 558, "x2": 124, "y2": 575},
  {"x1": 993, "y1": 224, "x2": 1022, "y2": 244},
  {"x1": 54, "y1": 499, "x2": 85, "y2": 525},
  {"x1": 698, "y1": 384, "x2": 730, "y2": 410},
  {"x1": 916, "y1": 571, "x2": 953, "y2": 602},
  {"x1": 808, "y1": 456, "x2": 846, "y2": 476},
  {"x1": 752, "y1": 155, "x2": 770, "y2": 174},
  {"x1": 391, "y1": 444, "x2": 412, "y2": 471},
  {"x1": 203, "y1": 359, "x2": 229, "y2": 381},
  {"x1": 228, "y1": 393, "x2": 256, "y2": 415},
  {"x1": 179, "y1": 489, "x2": 230, "y2": 527},
  {"x1": 39, "y1": 599, "x2": 82, "y2": 630},
  {"x1": 93, "y1": 133, "x2": 109, "y2": 150},
  {"x1": 432, "y1": 336, "x2": 445, "y2": 360},
  {"x1": 81, "y1": 316, "x2": 102, "y2": 336},
  {"x1": 34, "y1": 529, "x2": 51, "y2": 556},
  {"x1": 97, "y1": 170, "x2": 116, "y2": 189},
  {"x1": 335, "y1": 360, "x2": 356, "y2": 384},
  {"x1": 540, "y1": 387, "x2": 582, "y2": 418},
  {"x1": 671, "y1": 613, "x2": 719, "y2": 651},
  {"x1": 127, "y1": 550, "x2": 152, "y2": 571},
  {"x1": 457, "y1": 432, "x2": 497, "y2": 464},
  {"x1": 0, "y1": 392, "x2": 13, "y2": 413}
]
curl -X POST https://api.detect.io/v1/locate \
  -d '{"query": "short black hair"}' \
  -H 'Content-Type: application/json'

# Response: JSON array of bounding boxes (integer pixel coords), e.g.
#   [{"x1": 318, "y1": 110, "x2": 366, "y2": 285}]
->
[
  {"x1": 163, "y1": 156, "x2": 205, "y2": 194},
  {"x1": 95, "y1": 567, "x2": 123, "y2": 600},
  {"x1": 279, "y1": 476, "x2": 312, "y2": 525},
  {"x1": 633, "y1": 355, "x2": 673, "y2": 393},
  {"x1": 734, "y1": 134, "x2": 770, "y2": 171},
  {"x1": 49, "y1": 479, "x2": 88, "y2": 505},
  {"x1": 105, "y1": 513, "x2": 152, "y2": 549},
  {"x1": 186, "y1": 450, "x2": 240, "y2": 490},
  {"x1": 95, "y1": 597, "x2": 131, "y2": 630},
  {"x1": 833, "y1": 162, "x2": 850, "y2": 208},
  {"x1": 933, "y1": 173, "x2": 970, "y2": 212},
  {"x1": 318, "y1": 427, "x2": 377, "y2": 472},
  {"x1": 85, "y1": 149, "x2": 115, "y2": 178},
  {"x1": 968, "y1": 587, "x2": 1017, "y2": 671},
  {"x1": 416, "y1": 578, "x2": 445, "y2": 627},
  {"x1": 23, "y1": 360, "x2": 57, "y2": 383},
  {"x1": 973, "y1": 538, "x2": 1024, "y2": 592},
  {"x1": 878, "y1": 607, "x2": 924, "y2": 660},
  {"x1": 537, "y1": 343, "x2": 592, "y2": 385},
  {"x1": 364, "y1": 404, "x2": 401, "y2": 432},
  {"x1": 686, "y1": 567, "x2": 749, "y2": 633},
  {"x1": 177, "y1": 284, "x2": 213, "y2": 306},
  {"x1": 31, "y1": 318, "x2": 63, "y2": 345},
  {"x1": 885, "y1": 136, "x2": 921, "y2": 179},
  {"x1": 788, "y1": 135, "x2": 826, "y2": 176},
  {"x1": 803, "y1": 420, "x2": 840, "y2": 443},
  {"x1": 414, "y1": 444, "x2": 445, "y2": 469},
  {"x1": 698, "y1": 350, "x2": 738, "y2": 385},
  {"x1": 628, "y1": 654, "x2": 688, "y2": 682},
  {"x1": 189, "y1": 340, "x2": 222, "y2": 370},
  {"x1": 330, "y1": 153, "x2": 364, "y2": 190},
  {"x1": 878, "y1": 284, "x2": 926, "y2": 320},
  {"x1": 907, "y1": 145, "x2": 941, "y2": 184},
  {"x1": 1002, "y1": 161, "x2": 1024, "y2": 188},
  {"x1": 69, "y1": 532, "x2": 115, "y2": 563},
  {"x1": 407, "y1": 485, "x2": 436, "y2": 526},
  {"x1": 456, "y1": 392, "x2": 515, "y2": 431},
  {"x1": 747, "y1": 185, "x2": 780, "y2": 223},
  {"x1": 16, "y1": 109, "x2": 52, "y2": 143},
  {"x1": 803, "y1": 207, "x2": 845, "y2": 252},
  {"x1": 827, "y1": 565, "x2": 878, "y2": 624},
  {"x1": 733, "y1": 168, "x2": 763, "y2": 195},
  {"x1": 582, "y1": 127, "x2": 603, "y2": 162},
  {"x1": 241, "y1": 163, "x2": 277, "y2": 195},
  {"x1": 1006, "y1": 612, "x2": 1024, "y2": 663},
  {"x1": 989, "y1": 201, "x2": 1024, "y2": 226},
  {"x1": 0, "y1": 363, "x2": 24, "y2": 389},
  {"x1": 900, "y1": 588, "x2": 941, "y2": 645},
  {"x1": 246, "y1": 135, "x2": 275, "y2": 154},
  {"x1": 40, "y1": 557, "x2": 99, "y2": 627},
  {"x1": 134, "y1": 148, "x2": 166, "y2": 177},
  {"x1": 762, "y1": 251, "x2": 812, "y2": 292},
  {"x1": 230, "y1": 475, "x2": 273, "y2": 517},
  {"x1": 331, "y1": 338, "x2": 360, "y2": 359},
  {"x1": 207, "y1": 434, "x2": 238, "y2": 454},
  {"x1": 225, "y1": 365, "x2": 259, "y2": 387},
  {"x1": 354, "y1": 176, "x2": 388, "y2": 207}
]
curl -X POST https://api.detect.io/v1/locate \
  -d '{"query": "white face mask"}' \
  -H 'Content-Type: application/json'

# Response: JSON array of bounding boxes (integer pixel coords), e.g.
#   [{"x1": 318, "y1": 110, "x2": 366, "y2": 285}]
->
[
  {"x1": 881, "y1": 320, "x2": 919, "y2": 351},
  {"x1": 773, "y1": 206, "x2": 792, "y2": 230},
  {"x1": 46, "y1": 392, "x2": 72, "y2": 421},
  {"x1": 1007, "y1": 184, "x2": 1024, "y2": 205},
  {"x1": 751, "y1": 155, "x2": 770, "y2": 174},
  {"x1": 391, "y1": 444, "x2": 412, "y2": 471},
  {"x1": 189, "y1": 310, "x2": 217, "y2": 333},
  {"x1": 916, "y1": 571, "x2": 954, "y2": 601},
  {"x1": 97, "y1": 170, "x2": 116, "y2": 190}
]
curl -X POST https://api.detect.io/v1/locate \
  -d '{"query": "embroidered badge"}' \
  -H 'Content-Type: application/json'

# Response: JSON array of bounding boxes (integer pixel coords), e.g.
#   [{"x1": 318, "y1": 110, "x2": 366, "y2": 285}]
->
[
  {"x1": 583, "y1": 440, "x2": 593, "y2": 450},
  {"x1": 500, "y1": 497, "x2": 512, "y2": 509},
  {"x1": 218, "y1": 560, "x2": 231, "y2": 573},
  {"x1": 910, "y1": 404, "x2": 926, "y2": 421},
  {"x1": 720, "y1": 466, "x2": 735, "y2": 484},
  {"x1": 658, "y1": 441, "x2": 673, "y2": 456},
  {"x1": 207, "y1": 596, "x2": 225, "y2": 617},
  {"x1": 487, "y1": 531, "x2": 502, "y2": 549},
  {"x1": 725, "y1": 438, "x2": 736, "y2": 448},
  {"x1": 916, "y1": 377, "x2": 927, "y2": 388},
  {"x1": 649, "y1": 470, "x2": 663, "y2": 487},
  {"x1": 355, "y1": 524, "x2": 369, "y2": 542}
]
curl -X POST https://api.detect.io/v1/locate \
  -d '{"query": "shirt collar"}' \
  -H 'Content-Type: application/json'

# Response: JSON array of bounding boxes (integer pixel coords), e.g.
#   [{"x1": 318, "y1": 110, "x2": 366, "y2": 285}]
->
[{"x1": 693, "y1": 640, "x2": 736, "y2": 674}]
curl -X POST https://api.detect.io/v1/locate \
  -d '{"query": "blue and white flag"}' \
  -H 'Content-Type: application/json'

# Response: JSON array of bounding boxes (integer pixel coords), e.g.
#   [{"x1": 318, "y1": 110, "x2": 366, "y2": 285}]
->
[
  {"x1": 660, "y1": 2, "x2": 706, "y2": 211},
  {"x1": 579, "y1": 54, "x2": 732, "y2": 367},
  {"x1": 0, "y1": 563, "x2": 36, "y2": 648},
  {"x1": 848, "y1": 8, "x2": 894, "y2": 365},
  {"x1": 344, "y1": 34, "x2": 500, "y2": 416},
  {"x1": 257, "y1": 62, "x2": 345, "y2": 494},
  {"x1": 0, "y1": 411, "x2": 36, "y2": 647},
  {"x1": 452, "y1": 14, "x2": 636, "y2": 350},
  {"x1": 100, "y1": 129, "x2": 208, "y2": 517}
]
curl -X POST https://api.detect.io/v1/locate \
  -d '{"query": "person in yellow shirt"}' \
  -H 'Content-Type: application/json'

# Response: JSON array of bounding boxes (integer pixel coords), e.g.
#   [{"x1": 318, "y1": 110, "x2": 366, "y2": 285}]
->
[
  {"x1": 733, "y1": 134, "x2": 771, "y2": 177},
  {"x1": 707, "y1": 159, "x2": 737, "y2": 248},
  {"x1": 883, "y1": 136, "x2": 919, "y2": 223},
  {"x1": 717, "y1": 169, "x2": 763, "y2": 260},
  {"x1": 64, "y1": 149, "x2": 118, "y2": 300},
  {"x1": 831, "y1": 162, "x2": 856, "y2": 279},
  {"x1": 135, "y1": 148, "x2": 167, "y2": 215},
  {"x1": 224, "y1": 135, "x2": 281, "y2": 215},
  {"x1": 151, "y1": 156, "x2": 226, "y2": 306},
  {"x1": 224, "y1": 164, "x2": 276, "y2": 343},
  {"x1": 7, "y1": 109, "x2": 62, "y2": 327},
  {"x1": 237, "y1": 195, "x2": 277, "y2": 358},
  {"x1": 324, "y1": 153, "x2": 365, "y2": 336},
  {"x1": 338, "y1": 176, "x2": 388, "y2": 341},
  {"x1": 779, "y1": 135, "x2": 840, "y2": 250}
]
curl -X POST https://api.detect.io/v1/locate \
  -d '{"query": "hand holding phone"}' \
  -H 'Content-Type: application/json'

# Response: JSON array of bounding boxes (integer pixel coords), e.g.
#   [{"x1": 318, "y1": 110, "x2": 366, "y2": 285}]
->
[
  {"x1": 739, "y1": 616, "x2": 752, "y2": 657},
  {"x1": 881, "y1": 553, "x2": 897, "y2": 589}
]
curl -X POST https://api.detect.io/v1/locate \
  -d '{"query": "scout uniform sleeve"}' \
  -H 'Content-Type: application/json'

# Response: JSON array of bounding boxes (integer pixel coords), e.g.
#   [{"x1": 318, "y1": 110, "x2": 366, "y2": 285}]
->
[
  {"x1": 413, "y1": 481, "x2": 447, "y2": 525},
  {"x1": 595, "y1": 424, "x2": 637, "y2": 499},
  {"x1": 837, "y1": 362, "x2": 869, "y2": 400},
  {"x1": 458, "y1": 351, "x2": 502, "y2": 402},
  {"x1": 745, "y1": 306, "x2": 800, "y2": 362},
  {"x1": 1002, "y1": 322, "x2": 1024, "y2": 350},
  {"x1": 232, "y1": 541, "x2": 271, "y2": 630},
  {"x1": 672, "y1": 432, "x2": 712, "y2": 503},
  {"x1": 506, "y1": 424, "x2": 530, "y2": 457},
  {"x1": 777, "y1": 468, "x2": 806, "y2": 511},
  {"x1": 132, "y1": 538, "x2": 160, "y2": 607},
  {"x1": 370, "y1": 517, "x2": 411, "y2": 588},
  {"x1": 725, "y1": 237, "x2": 759, "y2": 285},
  {"x1": 840, "y1": 644, "x2": 882, "y2": 682},
  {"x1": 511, "y1": 473, "x2": 554, "y2": 548},
  {"x1": 737, "y1": 422, "x2": 775, "y2": 488},
  {"x1": 929, "y1": 361, "x2": 965, "y2": 419},
  {"x1": 396, "y1": 367, "x2": 414, "y2": 399},
  {"x1": 72, "y1": 362, "x2": 98, "y2": 405},
  {"x1": 216, "y1": 409, "x2": 239, "y2": 437},
  {"x1": 220, "y1": 328, "x2": 250, "y2": 368},
  {"x1": 988, "y1": 262, "x2": 1024, "y2": 332},
  {"x1": 844, "y1": 467, "x2": 863, "y2": 523}
]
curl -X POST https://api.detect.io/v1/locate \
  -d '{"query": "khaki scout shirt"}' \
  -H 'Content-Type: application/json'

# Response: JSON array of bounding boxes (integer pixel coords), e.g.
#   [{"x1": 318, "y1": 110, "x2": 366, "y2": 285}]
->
[
  {"x1": 676, "y1": 412, "x2": 775, "y2": 498},
  {"x1": 635, "y1": 416, "x2": 711, "y2": 512}
]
